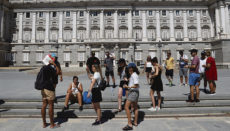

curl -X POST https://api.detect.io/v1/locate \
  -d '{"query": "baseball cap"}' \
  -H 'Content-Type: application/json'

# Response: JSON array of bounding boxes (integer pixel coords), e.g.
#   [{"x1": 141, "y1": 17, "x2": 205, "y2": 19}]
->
[
  {"x1": 127, "y1": 63, "x2": 136, "y2": 68},
  {"x1": 51, "y1": 53, "x2": 57, "y2": 58}
]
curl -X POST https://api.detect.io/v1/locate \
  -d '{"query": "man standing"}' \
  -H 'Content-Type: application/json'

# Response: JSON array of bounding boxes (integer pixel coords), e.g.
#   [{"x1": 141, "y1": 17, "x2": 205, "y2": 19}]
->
[
  {"x1": 165, "y1": 51, "x2": 174, "y2": 87},
  {"x1": 86, "y1": 51, "x2": 100, "y2": 74},
  {"x1": 51, "y1": 53, "x2": 63, "y2": 89},
  {"x1": 187, "y1": 49, "x2": 200, "y2": 103},
  {"x1": 41, "y1": 55, "x2": 60, "y2": 128},
  {"x1": 198, "y1": 51, "x2": 207, "y2": 93},
  {"x1": 179, "y1": 50, "x2": 189, "y2": 87},
  {"x1": 104, "y1": 52, "x2": 116, "y2": 88}
]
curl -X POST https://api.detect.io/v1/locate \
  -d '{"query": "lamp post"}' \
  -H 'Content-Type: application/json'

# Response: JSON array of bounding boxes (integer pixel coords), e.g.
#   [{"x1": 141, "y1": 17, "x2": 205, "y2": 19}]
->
[{"x1": 158, "y1": 40, "x2": 162, "y2": 65}]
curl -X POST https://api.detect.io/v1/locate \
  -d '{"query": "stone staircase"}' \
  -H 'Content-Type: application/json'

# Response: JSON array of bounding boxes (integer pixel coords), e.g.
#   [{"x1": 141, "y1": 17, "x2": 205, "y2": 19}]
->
[{"x1": 1, "y1": 95, "x2": 230, "y2": 118}]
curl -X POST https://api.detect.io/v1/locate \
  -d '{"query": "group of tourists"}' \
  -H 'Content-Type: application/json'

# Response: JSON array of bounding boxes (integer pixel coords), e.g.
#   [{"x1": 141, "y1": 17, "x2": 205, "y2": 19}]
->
[{"x1": 37, "y1": 49, "x2": 217, "y2": 130}]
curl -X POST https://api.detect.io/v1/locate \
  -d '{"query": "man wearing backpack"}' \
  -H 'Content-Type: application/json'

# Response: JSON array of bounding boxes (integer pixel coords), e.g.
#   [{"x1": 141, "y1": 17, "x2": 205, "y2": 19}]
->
[{"x1": 40, "y1": 54, "x2": 60, "y2": 128}]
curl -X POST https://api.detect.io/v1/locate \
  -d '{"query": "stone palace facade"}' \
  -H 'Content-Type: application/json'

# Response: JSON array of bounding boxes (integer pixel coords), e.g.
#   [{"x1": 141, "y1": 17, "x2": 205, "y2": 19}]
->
[{"x1": 1, "y1": 0, "x2": 230, "y2": 68}]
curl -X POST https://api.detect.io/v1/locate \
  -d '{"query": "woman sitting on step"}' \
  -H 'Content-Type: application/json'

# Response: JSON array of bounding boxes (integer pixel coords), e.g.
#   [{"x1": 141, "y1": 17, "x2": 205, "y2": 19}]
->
[{"x1": 62, "y1": 76, "x2": 83, "y2": 111}]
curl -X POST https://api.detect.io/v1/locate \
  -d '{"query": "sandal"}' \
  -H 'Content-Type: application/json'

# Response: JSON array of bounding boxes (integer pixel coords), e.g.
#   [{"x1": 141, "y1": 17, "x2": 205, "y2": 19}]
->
[
  {"x1": 43, "y1": 123, "x2": 48, "y2": 128},
  {"x1": 118, "y1": 108, "x2": 122, "y2": 112},
  {"x1": 122, "y1": 125, "x2": 133, "y2": 130},
  {"x1": 132, "y1": 122, "x2": 138, "y2": 127},
  {"x1": 50, "y1": 124, "x2": 60, "y2": 129}
]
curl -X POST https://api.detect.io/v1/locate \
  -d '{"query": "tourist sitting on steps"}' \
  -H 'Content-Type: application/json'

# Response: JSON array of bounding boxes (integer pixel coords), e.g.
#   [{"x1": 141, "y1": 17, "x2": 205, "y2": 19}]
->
[{"x1": 62, "y1": 76, "x2": 83, "y2": 111}]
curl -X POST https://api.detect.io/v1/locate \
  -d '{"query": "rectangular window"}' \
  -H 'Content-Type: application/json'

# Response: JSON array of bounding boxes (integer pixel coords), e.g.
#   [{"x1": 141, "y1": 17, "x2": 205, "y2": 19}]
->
[
  {"x1": 202, "y1": 10, "x2": 207, "y2": 16},
  {"x1": 39, "y1": 12, "x2": 43, "y2": 18},
  {"x1": 134, "y1": 10, "x2": 139, "y2": 16},
  {"x1": 93, "y1": 11, "x2": 98, "y2": 16},
  {"x1": 78, "y1": 52, "x2": 85, "y2": 61},
  {"x1": 107, "y1": 12, "x2": 112, "y2": 16},
  {"x1": 13, "y1": 13, "x2": 17, "y2": 18},
  {"x1": 120, "y1": 52, "x2": 127, "y2": 60},
  {"x1": 64, "y1": 52, "x2": 71, "y2": 61},
  {"x1": 26, "y1": 12, "x2": 30, "y2": 18},
  {"x1": 135, "y1": 52, "x2": 142, "y2": 60},
  {"x1": 66, "y1": 11, "x2": 70, "y2": 17},
  {"x1": 121, "y1": 11, "x2": 126, "y2": 16},
  {"x1": 149, "y1": 51, "x2": 156, "y2": 59},
  {"x1": 36, "y1": 52, "x2": 43, "y2": 61},
  {"x1": 176, "y1": 10, "x2": 180, "y2": 16},
  {"x1": 12, "y1": 52, "x2": 16, "y2": 62},
  {"x1": 149, "y1": 11, "x2": 153, "y2": 16},
  {"x1": 162, "y1": 10, "x2": 166, "y2": 16},
  {"x1": 189, "y1": 10, "x2": 193, "y2": 16},
  {"x1": 23, "y1": 52, "x2": 29, "y2": 62},
  {"x1": 53, "y1": 12, "x2": 57, "y2": 17},
  {"x1": 80, "y1": 11, "x2": 84, "y2": 17}
]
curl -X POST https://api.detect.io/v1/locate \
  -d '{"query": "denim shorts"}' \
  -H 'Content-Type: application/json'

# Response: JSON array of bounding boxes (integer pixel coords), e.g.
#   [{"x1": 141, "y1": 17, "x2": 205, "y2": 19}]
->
[{"x1": 189, "y1": 73, "x2": 200, "y2": 86}]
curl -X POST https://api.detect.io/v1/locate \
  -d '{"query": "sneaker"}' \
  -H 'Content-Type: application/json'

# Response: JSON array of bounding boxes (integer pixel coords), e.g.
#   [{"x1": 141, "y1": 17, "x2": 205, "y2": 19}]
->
[
  {"x1": 210, "y1": 92, "x2": 216, "y2": 96},
  {"x1": 179, "y1": 83, "x2": 184, "y2": 87},
  {"x1": 92, "y1": 120, "x2": 101, "y2": 126},
  {"x1": 156, "y1": 106, "x2": 161, "y2": 111},
  {"x1": 79, "y1": 106, "x2": 83, "y2": 111},
  {"x1": 185, "y1": 84, "x2": 188, "y2": 87},
  {"x1": 106, "y1": 83, "x2": 110, "y2": 87},
  {"x1": 62, "y1": 106, "x2": 69, "y2": 112},
  {"x1": 195, "y1": 99, "x2": 200, "y2": 103},
  {"x1": 148, "y1": 107, "x2": 157, "y2": 112}
]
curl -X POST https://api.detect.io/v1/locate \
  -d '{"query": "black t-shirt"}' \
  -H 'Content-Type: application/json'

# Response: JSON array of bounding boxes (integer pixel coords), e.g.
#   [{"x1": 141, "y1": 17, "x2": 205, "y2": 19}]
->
[
  {"x1": 86, "y1": 57, "x2": 100, "y2": 73},
  {"x1": 42, "y1": 65, "x2": 56, "y2": 91},
  {"x1": 53, "y1": 61, "x2": 61, "y2": 84}
]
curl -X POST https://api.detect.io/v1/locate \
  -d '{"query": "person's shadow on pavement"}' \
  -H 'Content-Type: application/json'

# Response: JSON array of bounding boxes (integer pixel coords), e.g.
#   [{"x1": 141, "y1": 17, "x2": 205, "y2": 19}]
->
[
  {"x1": 55, "y1": 110, "x2": 78, "y2": 125},
  {"x1": 100, "y1": 110, "x2": 116, "y2": 124}
]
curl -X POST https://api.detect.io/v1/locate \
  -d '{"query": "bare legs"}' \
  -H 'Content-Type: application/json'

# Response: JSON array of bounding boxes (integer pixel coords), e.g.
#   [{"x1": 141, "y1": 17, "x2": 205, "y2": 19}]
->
[
  {"x1": 92, "y1": 102, "x2": 101, "y2": 121},
  {"x1": 64, "y1": 92, "x2": 82, "y2": 107},
  {"x1": 150, "y1": 90, "x2": 161, "y2": 108},
  {"x1": 180, "y1": 76, "x2": 188, "y2": 85},
  {"x1": 41, "y1": 99, "x2": 58, "y2": 128},
  {"x1": 146, "y1": 72, "x2": 150, "y2": 84},
  {"x1": 209, "y1": 80, "x2": 216, "y2": 94},
  {"x1": 125, "y1": 100, "x2": 138, "y2": 127},
  {"x1": 190, "y1": 85, "x2": 200, "y2": 100}
]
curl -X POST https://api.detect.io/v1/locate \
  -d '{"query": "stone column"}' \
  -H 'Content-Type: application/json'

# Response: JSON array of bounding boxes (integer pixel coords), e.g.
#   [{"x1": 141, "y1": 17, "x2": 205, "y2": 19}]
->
[
  {"x1": 169, "y1": 10, "x2": 175, "y2": 41},
  {"x1": 210, "y1": 13, "x2": 215, "y2": 38},
  {"x1": 31, "y1": 12, "x2": 36, "y2": 43},
  {"x1": 72, "y1": 11, "x2": 77, "y2": 42},
  {"x1": 18, "y1": 12, "x2": 23, "y2": 43},
  {"x1": 100, "y1": 44, "x2": 105, "y2": 62},
  {"x1": 196, "y1": 10, "x2": 202, "y2": 41},
  {"x1": 220, "y1": 3, "x2": 226, "y2": 34},
  {"x1": 183, "y1": 10, "x2": 188, "y2": 41},
  {"x1": 114, "y1": 10, "x2": 118, "y2": 38},
  {"x1": 86, "y1": 10, "x2": 90, "y2": 39},
  {"x1": 0, "y1": 10, "x2": 4, "y2": 40},
  {"x1": 225, "y1": 5, "x2": 230, "y2": 37},
  {"x1": 142, "y1": 10, "x2": 147, "y2": 41},
  {"x1": 128, "y1": 10, "x2": 133, "y2": 38},
  {"x1": 0, "y1": 10, "x2": 2, "y2": 40},
  {"x1": 156, "y1": 11, "x2": 161, "y2": 41},
  {"x1": 100, "y1": 10, "x2": 104, "y2": 39},
  {"x1": 45, "y1": 12, "x2": 50, "y2": 43},
  {"x1": 58, "y1": 11, "x2": 63, "y2": 43},
  {"x1": 215, "y1": 7, "x2": 220, "y2": 37}
]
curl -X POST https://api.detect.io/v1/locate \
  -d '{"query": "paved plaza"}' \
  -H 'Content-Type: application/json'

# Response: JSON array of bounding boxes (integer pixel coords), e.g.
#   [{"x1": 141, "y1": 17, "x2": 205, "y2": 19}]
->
[
  {"x1": 0, "y1": 68, "x2": 230, "y2": 100},
  {"x1": 0, "y1": 117, "x2": 230, "y2": 131}
]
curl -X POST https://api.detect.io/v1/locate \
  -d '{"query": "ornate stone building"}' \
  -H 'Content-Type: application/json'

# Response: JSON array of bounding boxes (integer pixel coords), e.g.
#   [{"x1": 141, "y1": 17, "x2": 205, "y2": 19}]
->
[{"x1": 0, "y1": 0, "x2": 230, "y2": 68}]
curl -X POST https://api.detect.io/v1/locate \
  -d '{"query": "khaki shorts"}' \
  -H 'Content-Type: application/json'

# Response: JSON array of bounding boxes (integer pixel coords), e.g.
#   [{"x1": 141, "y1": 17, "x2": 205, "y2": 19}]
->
[{"x1": 41, "y1": 89, "x2": 55, "y2": 101}]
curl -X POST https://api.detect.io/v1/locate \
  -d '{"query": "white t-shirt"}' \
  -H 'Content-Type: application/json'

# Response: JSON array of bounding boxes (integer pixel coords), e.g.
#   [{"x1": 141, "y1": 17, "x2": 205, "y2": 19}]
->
[
  {"x1": 146, "y1": 62, "x2": 152, "y2": 68},
  {"x1": 199, "y1": 58, "x2": 207, "y2": 73},
  {"x1": 128, "y1": 72, "x2": 139, "y2": 91},
  {"x1": 93, "y1": 72, "x2": 101, "y2": 88},
  {"x1": 71, "y1": 82, "x2": 80, "y2": 95}
]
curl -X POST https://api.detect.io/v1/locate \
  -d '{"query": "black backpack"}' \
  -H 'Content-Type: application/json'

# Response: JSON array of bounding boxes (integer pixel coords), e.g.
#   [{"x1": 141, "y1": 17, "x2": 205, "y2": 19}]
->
[{"x1": 35, "y1": 66, "x2": 45, "y2": 90}]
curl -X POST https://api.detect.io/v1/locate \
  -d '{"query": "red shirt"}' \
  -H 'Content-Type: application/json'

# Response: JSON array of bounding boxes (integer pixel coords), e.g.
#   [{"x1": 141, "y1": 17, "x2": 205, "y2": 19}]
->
[{"x1": 205, "y1": 57, "x2": 217, "y2": 81}]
